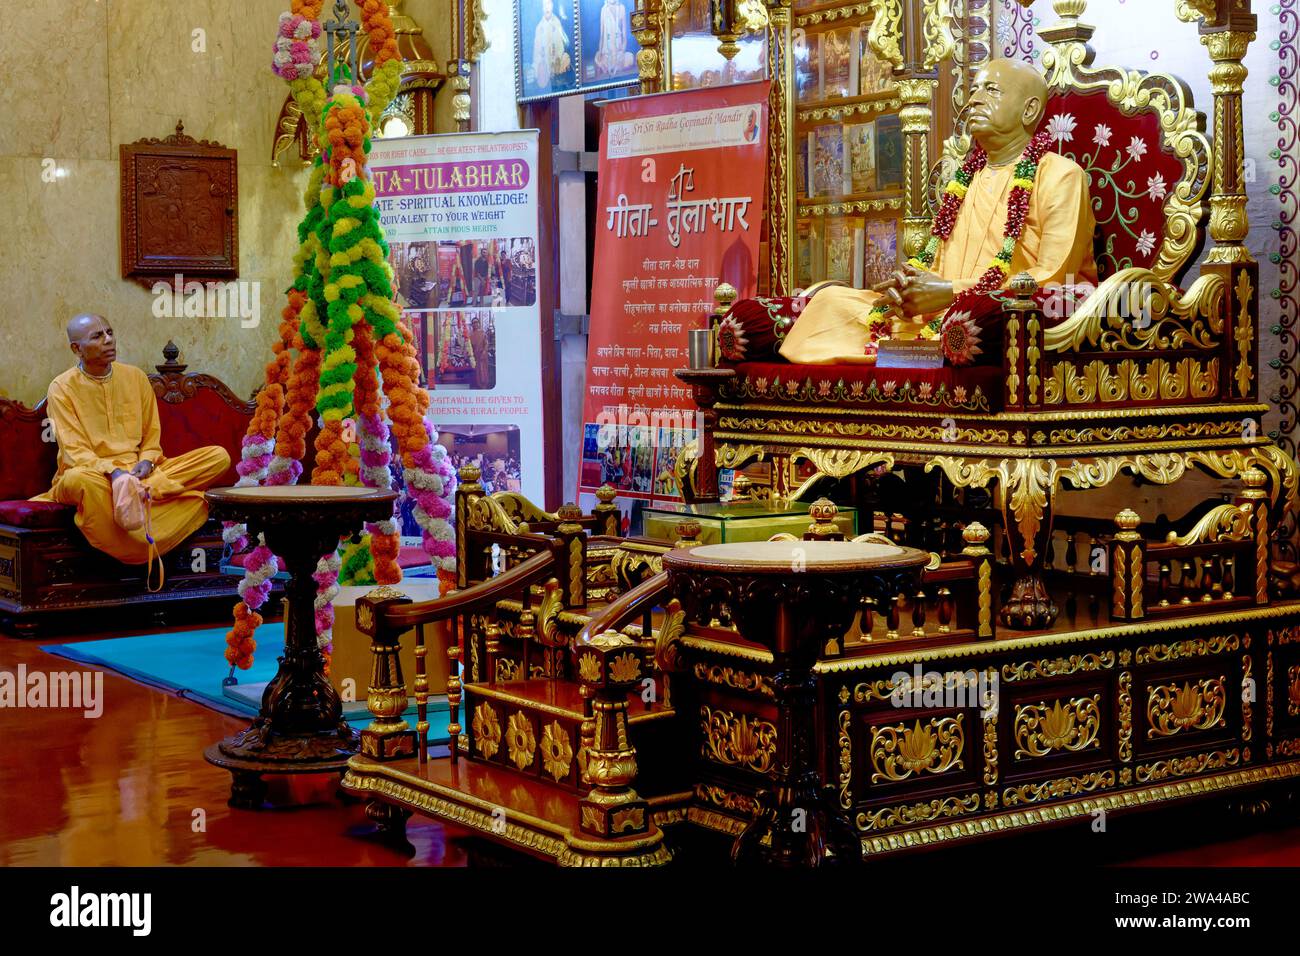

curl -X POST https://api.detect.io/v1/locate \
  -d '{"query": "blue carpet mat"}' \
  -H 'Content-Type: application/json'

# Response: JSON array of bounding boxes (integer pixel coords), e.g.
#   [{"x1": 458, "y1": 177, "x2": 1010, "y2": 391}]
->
[{"x1": 40, "y1": 628, "x2": 449, "y2": 739}]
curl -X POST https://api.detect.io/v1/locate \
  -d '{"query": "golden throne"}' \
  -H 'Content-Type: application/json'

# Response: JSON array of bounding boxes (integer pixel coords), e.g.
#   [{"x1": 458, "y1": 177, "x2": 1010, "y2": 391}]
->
[{"x1": 679, "y1": 0, "x2": 1295, "y2": 630}]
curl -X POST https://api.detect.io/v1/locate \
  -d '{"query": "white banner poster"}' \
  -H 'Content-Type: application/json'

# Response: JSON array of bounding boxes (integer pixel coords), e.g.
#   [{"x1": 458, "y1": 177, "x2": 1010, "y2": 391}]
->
[{"x1": 371, "y1": 130, "x2": 545, "y2": 505}]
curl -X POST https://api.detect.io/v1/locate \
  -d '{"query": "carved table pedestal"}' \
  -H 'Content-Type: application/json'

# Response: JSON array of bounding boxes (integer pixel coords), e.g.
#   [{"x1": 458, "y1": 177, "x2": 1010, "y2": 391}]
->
[
  {"x1": 203, "y1": 485, "x2": 398, "y2": 808},
  {"x1": 664, "y1": 539, "x2": 929, "y2": 866}
]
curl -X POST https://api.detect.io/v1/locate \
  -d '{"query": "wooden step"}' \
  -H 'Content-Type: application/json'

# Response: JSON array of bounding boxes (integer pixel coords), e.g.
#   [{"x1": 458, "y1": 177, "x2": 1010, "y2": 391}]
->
[{"x1": 344, "y1": 753, "x2": 679, "y2": 866}]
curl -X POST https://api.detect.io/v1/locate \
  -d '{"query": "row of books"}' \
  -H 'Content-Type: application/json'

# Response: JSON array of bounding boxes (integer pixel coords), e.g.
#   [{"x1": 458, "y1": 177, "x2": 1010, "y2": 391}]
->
[
  {"x1": 795, "y1": 217, "x2": 901, "y2": 291},
  {"x1": 795, "y1": 25, "x2": 897, "y2": 104},
  {"x1": 797, "y1": 113, "x2": 904, "y2": 200}
]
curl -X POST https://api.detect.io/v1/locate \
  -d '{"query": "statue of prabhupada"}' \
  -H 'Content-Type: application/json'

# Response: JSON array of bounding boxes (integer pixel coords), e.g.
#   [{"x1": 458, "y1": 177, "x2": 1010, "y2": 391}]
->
[{"x1": 779, "y1": 58, "x2": 1098, "y2": 364}]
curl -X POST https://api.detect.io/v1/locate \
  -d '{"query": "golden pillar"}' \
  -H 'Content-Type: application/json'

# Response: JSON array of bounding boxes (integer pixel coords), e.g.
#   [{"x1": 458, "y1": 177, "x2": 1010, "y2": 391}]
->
[
  {"x1": 765, "y1": 0, "x2": 795, "y2": 294},
  {"x1": 632, "y1": 0, "x2": 663, "y2": 94},
  {"x1": 898, "y1": 77, "x2": 938, "y2": 259},
  {"x1": 1199, "y1": 25, "x2": 1255, "y2": 264}
]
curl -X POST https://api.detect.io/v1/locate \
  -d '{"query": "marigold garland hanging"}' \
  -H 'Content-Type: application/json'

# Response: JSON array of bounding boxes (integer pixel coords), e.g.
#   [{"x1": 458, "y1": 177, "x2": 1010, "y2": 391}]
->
[{"x1": 224, "y1": 0, "x2": 456, "y2": 670}]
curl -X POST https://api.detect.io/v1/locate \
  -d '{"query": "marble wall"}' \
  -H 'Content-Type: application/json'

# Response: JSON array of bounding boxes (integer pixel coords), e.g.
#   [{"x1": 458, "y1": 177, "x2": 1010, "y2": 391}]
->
[{"x1": 0, "y1": 0, "x2": 453, "y2": 406}]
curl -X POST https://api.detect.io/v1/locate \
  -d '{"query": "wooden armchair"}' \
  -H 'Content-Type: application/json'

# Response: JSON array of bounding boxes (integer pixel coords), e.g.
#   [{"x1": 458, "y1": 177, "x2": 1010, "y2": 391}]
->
[{"x1": 679, "y1": 0, "x2": 1296, "y2": 630}]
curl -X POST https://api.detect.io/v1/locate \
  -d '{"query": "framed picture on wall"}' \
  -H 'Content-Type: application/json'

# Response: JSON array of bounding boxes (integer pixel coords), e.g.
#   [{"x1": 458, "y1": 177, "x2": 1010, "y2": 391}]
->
[
  {"x1": 516, "y1": 0, "x2": 580, "y2": 101},
  {"x1": 579, "y1": 0, "x2": 641, "y2": 93}
]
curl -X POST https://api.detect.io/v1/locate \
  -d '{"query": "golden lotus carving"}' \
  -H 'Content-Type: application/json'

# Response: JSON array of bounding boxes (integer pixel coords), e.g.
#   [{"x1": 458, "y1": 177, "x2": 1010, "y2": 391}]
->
[
  {"x1": 701, "y1": 706, "x2": 778, "y2": 775},
  {"x1": 1147, "y1": 678, "x2": 1227, "y2": 738},
  {"x1": 540, "y1": 720, "x2": 573, "y2": 782},
  {"x1": 870, "y1": 716, "x2": 964, "y2": 783},
  {"x1": 577, "y1": 653, "x2": 602, "y2": 683},
  {"x1": 610, "y1": 807, "x2": 646, "y2": 833},
  {"x1": 1014, "y1": 696, "x2": 1102, "y2": 760},
  {"x1": 506, "y1": 711, "x2": 537, "y2": 771},
  {"x1": 609, "y1": 652, "x2": 642, "y2": 683},
  {"x1": 472, "y1": 702, "x2": 502, "y2": 759}
]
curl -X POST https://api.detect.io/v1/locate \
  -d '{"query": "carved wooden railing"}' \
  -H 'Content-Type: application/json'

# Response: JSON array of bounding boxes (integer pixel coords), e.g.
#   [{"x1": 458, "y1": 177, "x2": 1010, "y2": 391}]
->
[
  {"x1": 1110, "y1": 469, "x2": 1270, "y2": 621},
  {"x1": 357, "y1": 549, "x2": 559, "y2": 764}
]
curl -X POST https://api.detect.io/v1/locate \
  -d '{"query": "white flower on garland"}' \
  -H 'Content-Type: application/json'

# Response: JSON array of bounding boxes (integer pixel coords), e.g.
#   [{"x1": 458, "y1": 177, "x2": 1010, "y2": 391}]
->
[
  {"x1": 1047, "y1": 113, "x2": 1077, "y2": 146},
  {"x1": 1146, "y1": 173, "x2": 1168, "y2": 203},
  {"x1": 1093, "y1": 124, "x2": 1113, "y2": 148},
  {"x1": 716, "y1": 314, "x2": 749, "y2": 362},
  {"x1": 1126, "y1": 136, "x2": 1148, "y2": 163},
  {"x1": 1135, "y1": 229, "x2": 1158, "y2": 257}
]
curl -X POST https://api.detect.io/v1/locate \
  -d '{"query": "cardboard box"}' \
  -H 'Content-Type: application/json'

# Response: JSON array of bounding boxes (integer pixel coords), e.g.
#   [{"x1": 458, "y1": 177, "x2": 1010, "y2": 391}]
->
[{"x1": 287, "y1": 583, "x2": 451, "y2": 711}]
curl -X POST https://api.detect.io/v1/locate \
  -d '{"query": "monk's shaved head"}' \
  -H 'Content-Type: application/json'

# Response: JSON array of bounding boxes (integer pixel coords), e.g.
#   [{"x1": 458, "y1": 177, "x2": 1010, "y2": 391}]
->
[
  {"x1": 66, "y1": 313, "x2": 116, "y2": 374},
  {"x1": 67, "y1": 313, "x2": 106, "y2": 344},
  {"x1": 986, "y1": 58, "x2": 1048, "y2": 128}
]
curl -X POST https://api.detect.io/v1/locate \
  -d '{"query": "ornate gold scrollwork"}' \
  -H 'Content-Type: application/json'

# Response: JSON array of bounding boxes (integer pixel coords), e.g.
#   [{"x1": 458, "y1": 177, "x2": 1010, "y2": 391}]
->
[
  {"x1": 1146, "y1": 678, "x2": 1227, "y2": 737},
  {"x1": 1163, "y1": 504, "x2": 1251, "y2": 546},
  {"x1": 1006, "y1": 316, "x2": 1021, "y2": 405},
  {"x1": 856, "y1": 793, "x2": 980, "y2": 832},
  {"x1": 921, "y1": 0, "x2": 956, "y2": 70},
  {"x1": 983, "y1": 680, "x2": 998, "y2": 785},
  {"x1": 492, "y1": 492, "x2": 556, "y2": 525},
  {"x1": 1234, "y1": 270, "x2": 1254, "y2": 396},
  {"x1": 1044, "y1": 271, "x2": 1223, "y2": 354},
  {"x1": 1136, "y1": 748, "x2": 1240, "y2": 784},
  {"x1": 1136, "y1": 634, "x2": 1239, "y2": 664},
  {"x1": 869, "y1": 716, "x2": 965, "y2": 783},
  {"x1": 692, "y1": 661, "x2": 773, "y2": 697},
  {"x1": 866, "y1": 0, "x2": 904, "y2": 69},
  {"x1": 467, "y1": 494, "x2": 523, "y2": 534},
  {"x1": 656, "y1": 600, "x2": 687, "y2": 674},
  {"x1": 1190, "y1": 446, "x2": 1300, "y2": 516},
  {"x1": 1002, "y1": 770, "x2": 1116, "y2": 807},
  {"x1": 1119, "y1": 670, "x2": 1134, "y2": 762},
  {"x1": 1014, "y1": 696, "x2": 1103, "y2": 759},
  {"x1": 716, "y1": 442, "x2": 766, "y2": 470},
  {"x1": 1174, "y1": 0, "x2": 1219, "y2": 25},
  {"x1": 839, "y1": 705, "x2": 852, "y2": 809},
  {"x1": 1043, "y1": 357, "x2": 1220, "y2": 405},
  {"x1": 700, "y1": 706, "x2": 778, "y2": 774},
  {"x1": 789, "y1": 448, "x2": 894, "y2": 499},
  {"x1": 1002, "y1": 651, "x2": 1116, "y2": 682}
]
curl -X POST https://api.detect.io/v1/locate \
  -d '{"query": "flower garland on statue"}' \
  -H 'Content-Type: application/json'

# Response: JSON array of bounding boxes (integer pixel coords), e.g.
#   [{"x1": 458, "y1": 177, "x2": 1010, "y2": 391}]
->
[{"x1": 861, "y1": 129, "x2": 1054, "y2": 361}]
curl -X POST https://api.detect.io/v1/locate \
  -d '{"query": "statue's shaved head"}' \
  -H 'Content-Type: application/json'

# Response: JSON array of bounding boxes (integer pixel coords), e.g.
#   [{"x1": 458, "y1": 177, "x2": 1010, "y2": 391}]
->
[{"x1": 968, "y1": 58, "x2": 1050, "y2": 159}]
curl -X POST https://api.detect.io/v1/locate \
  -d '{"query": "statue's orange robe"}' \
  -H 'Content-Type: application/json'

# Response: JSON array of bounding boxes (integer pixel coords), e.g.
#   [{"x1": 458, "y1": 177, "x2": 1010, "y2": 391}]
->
[
  {"x1": 779, "y1": 151, "x2": 1099, "y2": 364},
  {"x1": 32, "y1": 364, "x2": 231, "y2": 564}
]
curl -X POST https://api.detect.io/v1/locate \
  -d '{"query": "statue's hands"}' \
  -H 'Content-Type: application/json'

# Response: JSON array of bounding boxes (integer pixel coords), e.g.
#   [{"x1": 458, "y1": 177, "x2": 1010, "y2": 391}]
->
[
  {"x1": 896, "y1": 263, "x2": 955, "y2": 315},
  {"x1": 130, "y1": 460, "x2": 154, "y2": 479}
]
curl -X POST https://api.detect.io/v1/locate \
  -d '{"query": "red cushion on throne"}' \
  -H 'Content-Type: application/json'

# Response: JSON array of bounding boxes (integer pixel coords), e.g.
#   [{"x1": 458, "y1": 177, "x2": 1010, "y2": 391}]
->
[{"x1": 1042, "y1": 88, "x2": 1186, "y2": 281}]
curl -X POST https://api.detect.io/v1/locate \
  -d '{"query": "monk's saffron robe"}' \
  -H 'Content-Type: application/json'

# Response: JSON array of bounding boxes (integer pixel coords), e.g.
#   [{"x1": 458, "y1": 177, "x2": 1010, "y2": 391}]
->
[
  {"x1": 779, "y1": 151, "x2": 1099, "y2": 364},
  {"x1": 32, "y1": 363, "x2": 230, "y2": 564}
]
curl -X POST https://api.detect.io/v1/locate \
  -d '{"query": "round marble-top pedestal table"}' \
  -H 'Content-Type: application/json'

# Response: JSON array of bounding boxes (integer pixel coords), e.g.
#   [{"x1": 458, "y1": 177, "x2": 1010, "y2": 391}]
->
[
  {"x1": 663, "y1": 539, "x2": 929, "y2": 866},
  {"x1": 203, "y1": 485, "x2": 398, "y2": 808}
]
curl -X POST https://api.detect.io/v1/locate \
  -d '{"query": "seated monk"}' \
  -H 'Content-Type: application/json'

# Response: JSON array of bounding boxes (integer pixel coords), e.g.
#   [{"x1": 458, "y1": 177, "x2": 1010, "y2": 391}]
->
[
  {"x1": 780, "y1": 58, "x2": 1098, "y2": 364},
  {"x1": 31, "y1": 314, "x2": 231, "y2": 565}
]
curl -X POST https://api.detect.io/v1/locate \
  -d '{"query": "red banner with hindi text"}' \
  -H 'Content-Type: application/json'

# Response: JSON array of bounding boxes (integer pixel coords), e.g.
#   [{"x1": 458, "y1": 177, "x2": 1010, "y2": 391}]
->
[{"x1": 577, "y1": 82, "x2": 769, "y2": 511}]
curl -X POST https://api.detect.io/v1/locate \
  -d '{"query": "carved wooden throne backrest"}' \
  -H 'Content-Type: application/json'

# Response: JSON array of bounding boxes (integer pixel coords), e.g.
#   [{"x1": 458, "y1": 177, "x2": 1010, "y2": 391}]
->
[{"x1": 932, "y1": 0, "x2": 1214, "y2": 287}]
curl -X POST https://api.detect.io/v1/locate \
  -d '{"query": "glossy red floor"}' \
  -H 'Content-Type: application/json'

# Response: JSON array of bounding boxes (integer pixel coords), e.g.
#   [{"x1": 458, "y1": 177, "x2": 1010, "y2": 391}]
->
[{"x1": 3, "y1": 625, "x2": 1300, "y2": 867}]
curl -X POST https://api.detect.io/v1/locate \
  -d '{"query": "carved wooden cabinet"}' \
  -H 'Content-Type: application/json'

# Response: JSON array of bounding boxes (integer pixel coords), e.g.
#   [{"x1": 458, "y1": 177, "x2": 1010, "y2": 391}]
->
[{"x1": 120, "y1": 121, "x2": 238, "y2": 288}]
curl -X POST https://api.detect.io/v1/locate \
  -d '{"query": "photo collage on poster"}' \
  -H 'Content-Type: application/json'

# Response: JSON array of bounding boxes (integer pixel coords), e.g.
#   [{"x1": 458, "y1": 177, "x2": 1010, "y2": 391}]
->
[
  {"x1": 579, "y1": 423, "x2": 698, "y2": 502},
  {"x1": 390, "y1": 237, "x2": 537, "y2": 497},
  {"x1": 792, "y1": 6, "x2": 904, "y2": 292},
  {"x1": 515, "y1": 0, "x2": 642, "y2": 102}
]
